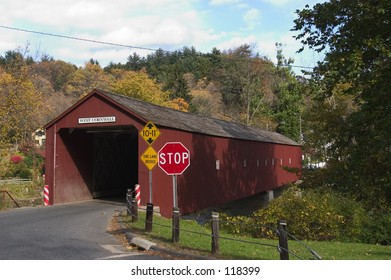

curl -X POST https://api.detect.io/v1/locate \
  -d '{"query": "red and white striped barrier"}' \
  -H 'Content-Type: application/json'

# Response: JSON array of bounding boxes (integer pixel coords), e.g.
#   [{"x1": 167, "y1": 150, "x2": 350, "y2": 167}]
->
[
  {"x1": 135, "y1": 184, "x2": 141, "y2": 206},
  {"x1": 44, "y1": 185, "x2": 50, "y2": 206}
]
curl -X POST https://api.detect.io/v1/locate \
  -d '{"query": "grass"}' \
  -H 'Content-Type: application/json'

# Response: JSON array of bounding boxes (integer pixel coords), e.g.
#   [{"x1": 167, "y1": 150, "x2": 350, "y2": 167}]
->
[
  {"x1": 121, "y1": 211, "x2": 391, "y2": 260},
  {"x1": 305, "y1": 241, "x2": 391, "y2": 260},
  {"x1": 0, "y1": 182, "x2": 43, "y2": 209}
]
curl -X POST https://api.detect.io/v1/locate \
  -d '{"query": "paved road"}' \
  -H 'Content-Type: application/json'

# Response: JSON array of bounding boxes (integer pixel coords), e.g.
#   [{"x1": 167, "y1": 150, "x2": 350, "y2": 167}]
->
[{"x1": 0, "y1": 199, "x2": 161, "y2": 260}]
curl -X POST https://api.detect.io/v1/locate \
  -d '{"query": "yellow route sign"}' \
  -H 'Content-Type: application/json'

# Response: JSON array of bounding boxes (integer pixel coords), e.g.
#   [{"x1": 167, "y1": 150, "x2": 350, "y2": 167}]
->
[
  {"x1": 140, "y1": 121, "x2": 160, "y2": 145},
  {"x1": 140, "y1": 146, "x2": 158, "y2": 170}
]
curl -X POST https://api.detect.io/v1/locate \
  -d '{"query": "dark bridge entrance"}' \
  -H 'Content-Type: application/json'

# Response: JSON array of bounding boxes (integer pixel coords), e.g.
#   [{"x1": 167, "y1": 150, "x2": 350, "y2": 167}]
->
[
  {"x1": 57, "y1": 125, "x2": 138, "y2": 202},
  {"x1": 92, "y1": 127, "x2": 138, "y2": 198}
]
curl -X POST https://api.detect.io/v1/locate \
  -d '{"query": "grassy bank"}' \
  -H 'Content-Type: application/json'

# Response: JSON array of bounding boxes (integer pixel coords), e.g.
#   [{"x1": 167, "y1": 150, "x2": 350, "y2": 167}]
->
[
  {"x1": 121, "y1": 211, "x2": 391, "y2": 260},
  {"x1": 0, "y1": 181, "x2": 43, "y2": 209}
]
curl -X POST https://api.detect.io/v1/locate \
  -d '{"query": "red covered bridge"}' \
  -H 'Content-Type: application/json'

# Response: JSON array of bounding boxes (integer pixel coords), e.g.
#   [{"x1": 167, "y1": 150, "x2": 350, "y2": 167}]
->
[{"x1": 44, "y1": 89, "x2": 301, "y2": 217}]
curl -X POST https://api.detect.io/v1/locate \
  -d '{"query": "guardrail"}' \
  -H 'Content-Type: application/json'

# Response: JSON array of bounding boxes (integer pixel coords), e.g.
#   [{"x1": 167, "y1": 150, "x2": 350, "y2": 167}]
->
[{"x1": 0, "y1": 178, "x2": 31, "y2": 185}]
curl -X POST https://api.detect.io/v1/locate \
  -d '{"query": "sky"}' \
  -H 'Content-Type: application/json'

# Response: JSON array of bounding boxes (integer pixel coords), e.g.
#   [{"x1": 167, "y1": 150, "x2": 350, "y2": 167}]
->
[{"x1": 0, "y1": 0, "x2": 324, "y2": 71}]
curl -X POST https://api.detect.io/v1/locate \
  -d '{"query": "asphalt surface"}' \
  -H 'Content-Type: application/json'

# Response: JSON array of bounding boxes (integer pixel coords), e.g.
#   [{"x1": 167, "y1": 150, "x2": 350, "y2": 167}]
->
[{"x1": 0, "y1": 199, "x2": 164, "y2": 260}]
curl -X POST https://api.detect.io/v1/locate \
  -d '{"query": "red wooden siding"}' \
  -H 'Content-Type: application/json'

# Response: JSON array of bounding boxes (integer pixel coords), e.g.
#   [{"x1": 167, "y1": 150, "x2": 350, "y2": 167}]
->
[{"x1": 139, "y1": 130, "x2": 301, "y2": 217}]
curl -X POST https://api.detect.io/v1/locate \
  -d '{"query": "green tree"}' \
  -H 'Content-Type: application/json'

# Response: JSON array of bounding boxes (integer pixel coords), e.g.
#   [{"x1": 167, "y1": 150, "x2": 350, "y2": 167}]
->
[
  {"x1": 303, "y1": 82, "x2": 357, "y2": 168},
  {"x1": 126, "y1": 52, "x2": 146, "y2": 71},
  {"x1": 218, "y1": 44, "x2": 275, "y2": 127},
  {"x1": 161, "y1": 63, "x2": 191, "y2": 101},
  {"x1": 273, "y1": 43, "x2": 305, "y2": 142},
  {"x1": 0, "y1": 49, "x2": 34, "y2": 76},
  {"x1": 293, "y1": 0, "x2": 391, "y2": 207},
  {"x1": 145, "y1": 48, "x2": 168, "y2": 79}
]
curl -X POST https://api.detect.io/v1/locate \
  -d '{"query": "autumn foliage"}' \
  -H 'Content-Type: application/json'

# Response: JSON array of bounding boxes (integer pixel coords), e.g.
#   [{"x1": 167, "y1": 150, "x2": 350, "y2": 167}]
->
[{"x1": 0, "y1": 44, "x2": 302, "y2": 146}]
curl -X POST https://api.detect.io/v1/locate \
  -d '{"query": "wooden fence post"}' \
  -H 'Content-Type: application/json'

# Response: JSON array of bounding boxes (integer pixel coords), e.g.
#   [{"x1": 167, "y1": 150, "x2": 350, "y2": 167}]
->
[
  {"x1": 211, "y1": 212, "x2": 220, "y2": 254},
  {"x1": 172, "y1": 207, "x2": 180, "y2": 243},
  {"x1": 131, "y1": 198, "x2": 138, "y2": 222},
  {"x1": 126, "y1": 188, "x2": 132, "y2": 216},
  {"x1": 277, "y1": 220, "x2": 289, "y2": 260},
  {"x1": 145, "y1": 203, "x2": 154, "y2": 232}
]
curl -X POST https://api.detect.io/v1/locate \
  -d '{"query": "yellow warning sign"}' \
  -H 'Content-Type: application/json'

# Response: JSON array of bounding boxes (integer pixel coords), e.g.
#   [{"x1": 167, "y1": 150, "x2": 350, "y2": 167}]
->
[
  {"x1": 140, "y1": 121, "x2": 160, "y2": 145},
  {"x1": 140, "y1": 146, "x2": 158, "y2": 170}
]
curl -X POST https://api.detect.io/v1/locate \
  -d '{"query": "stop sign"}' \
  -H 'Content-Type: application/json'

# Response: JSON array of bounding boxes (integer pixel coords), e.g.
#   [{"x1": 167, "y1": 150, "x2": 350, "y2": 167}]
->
[{"x1": 158, "y1": 142, "x2": 190, "y2": 175}]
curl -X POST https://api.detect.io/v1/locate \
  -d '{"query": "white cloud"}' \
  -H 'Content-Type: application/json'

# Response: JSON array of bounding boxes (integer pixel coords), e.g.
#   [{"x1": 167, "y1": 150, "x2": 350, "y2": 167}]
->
[
  {"x1": 261, "y1": 0, "x2": 292, "y2": 6},
  {"x1": 261, "y1": 0, "x2": 322, "y2": 9},
  {"x1": 209, "y1": 0, "x2": 242, "y2": 6},
  {"x1": 216, "y1": 35, "x2": 258, "y2": 52},
  {"x1": 2, "y1": 0, "x2": 194, "y2": 30},
  {"x1": 0, "y1": 31, "x2": 28, "y2": 53},
  {"x1": 97, "y1": 9, "x2": 215, "y2": 49},
  {"x1": 65, "y1": 2, "x2": 106, "y2": 19},
  {"x1": 243, "y1": 8, "x2": 261, "y2": 29},
  {"x1": 0, "y1": 1, "x2": 209, "y2": 52},
  {"x1": 0, "y1": 0, "x2": 321, "y2": 70}
]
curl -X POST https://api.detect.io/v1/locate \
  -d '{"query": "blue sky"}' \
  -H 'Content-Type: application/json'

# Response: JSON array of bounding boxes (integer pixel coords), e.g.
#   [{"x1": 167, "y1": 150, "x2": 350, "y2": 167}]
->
[{"x1": 0, "y1": 0, "x2": 324, "y2": 71}]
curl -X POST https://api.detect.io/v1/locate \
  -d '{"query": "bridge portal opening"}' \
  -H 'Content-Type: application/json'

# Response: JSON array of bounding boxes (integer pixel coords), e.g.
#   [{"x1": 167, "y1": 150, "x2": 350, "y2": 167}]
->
[{"x1": 59, "y1": 125, "x2": 138, "y2": 201}]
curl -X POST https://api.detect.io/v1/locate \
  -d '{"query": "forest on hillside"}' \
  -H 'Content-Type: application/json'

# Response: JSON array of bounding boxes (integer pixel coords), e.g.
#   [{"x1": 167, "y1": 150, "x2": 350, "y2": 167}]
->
[{"x1": 0, "y1": 43, "x2": 305, "y2": 145}]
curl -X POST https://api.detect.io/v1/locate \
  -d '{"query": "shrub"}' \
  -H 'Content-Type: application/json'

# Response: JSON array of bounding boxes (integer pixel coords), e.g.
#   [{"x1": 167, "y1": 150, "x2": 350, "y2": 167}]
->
[
  {"x1": 0, "y1": 145, "x2": 43, "y2": 180},
  {"x1": 219, "y1": 214, "x2": 254, "y2": 237},
  {"x1": 17, "y1": 167, "x2": 32, "y2": 179},
  {"x1": 360, "y1": 212, "x2": 391, "y2": 245},
  {"x1": 254, "y1": 186, "x2": 368, "y2": 242},
  {"x1": 220, "y1": 186, "x2": 369, "y2": 242}
]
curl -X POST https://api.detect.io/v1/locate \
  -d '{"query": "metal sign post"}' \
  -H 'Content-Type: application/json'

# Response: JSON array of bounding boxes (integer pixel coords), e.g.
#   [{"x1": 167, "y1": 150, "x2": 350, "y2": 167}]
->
[
  {"x1": 140, "y1": 121, "x2": 160, "y2": 232},
  {"x1": 158, "y1": 142, "x2": 191, "y2": 242},
  {"x1": 172, "y1": 174, "x2": 178, "y2": 208},
  {"x1": 149, "y1": 170, "x2": 153, "y2": 204}
]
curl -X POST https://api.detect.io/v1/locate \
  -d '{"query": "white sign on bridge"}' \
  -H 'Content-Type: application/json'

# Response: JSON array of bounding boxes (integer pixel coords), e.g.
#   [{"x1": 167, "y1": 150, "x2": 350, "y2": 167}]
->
[{"x1": 78, "y1": 116, "x2": 116, "y2": 124}]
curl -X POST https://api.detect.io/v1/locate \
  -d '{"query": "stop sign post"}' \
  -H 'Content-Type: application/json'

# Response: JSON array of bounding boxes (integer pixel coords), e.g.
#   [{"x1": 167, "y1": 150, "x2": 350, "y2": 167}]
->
[{"x1": 158, "y1": 142, "x2": 190, "y2": 208}]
